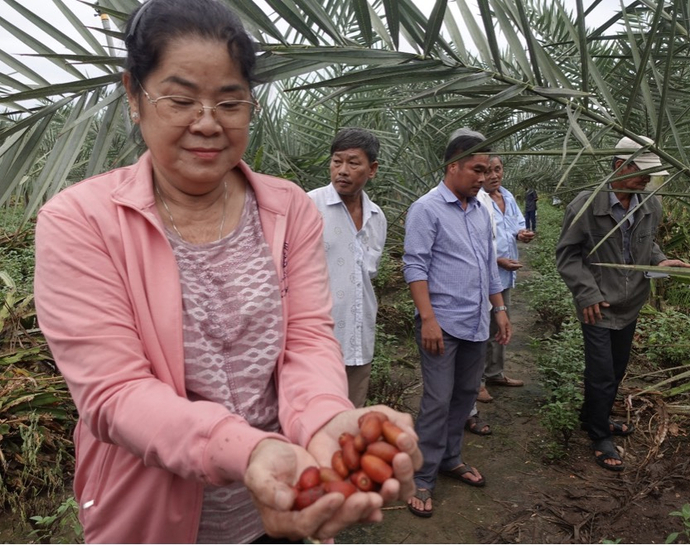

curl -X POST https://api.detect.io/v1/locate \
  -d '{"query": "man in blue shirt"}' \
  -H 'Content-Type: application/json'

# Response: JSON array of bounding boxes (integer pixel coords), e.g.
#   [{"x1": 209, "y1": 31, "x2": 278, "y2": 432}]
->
[
  {"x1": 404, "y1": 128, "x2": 511, "y2": 517},
  {"x1": 308, "y1": 128, "x2": 387, "y2": 408}
]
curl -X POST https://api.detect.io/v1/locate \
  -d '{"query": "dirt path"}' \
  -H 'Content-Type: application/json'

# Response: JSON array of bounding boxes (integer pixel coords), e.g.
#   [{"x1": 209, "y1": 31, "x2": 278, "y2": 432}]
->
[{"x1": 337, "y1": 252, "x2": 690, "y2": 544}]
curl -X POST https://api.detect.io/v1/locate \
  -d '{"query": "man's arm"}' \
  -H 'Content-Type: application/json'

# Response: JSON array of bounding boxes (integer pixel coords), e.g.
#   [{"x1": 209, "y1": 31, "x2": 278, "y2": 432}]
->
[
  {"x1": 555, "y1": 196, "x2": 606, "y2": 323},
  {"x1": 489, "y1": 292, "x2": 511, "y2": 345},
  {"x1": 409, "y1": 281, "x2": 444, "y2": 355}
]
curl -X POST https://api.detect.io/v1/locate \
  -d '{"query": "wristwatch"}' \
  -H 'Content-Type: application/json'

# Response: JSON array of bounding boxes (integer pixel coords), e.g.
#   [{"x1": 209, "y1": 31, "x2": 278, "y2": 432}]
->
[{"x1": 492, "y1": 305, "x2": 508, "y2": 313}]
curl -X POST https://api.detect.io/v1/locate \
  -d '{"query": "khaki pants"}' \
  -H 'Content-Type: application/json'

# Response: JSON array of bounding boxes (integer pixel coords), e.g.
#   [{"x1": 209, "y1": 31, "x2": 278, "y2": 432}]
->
[{"x1": 346, "y1": 363, "x2": 372, "y2": 408}]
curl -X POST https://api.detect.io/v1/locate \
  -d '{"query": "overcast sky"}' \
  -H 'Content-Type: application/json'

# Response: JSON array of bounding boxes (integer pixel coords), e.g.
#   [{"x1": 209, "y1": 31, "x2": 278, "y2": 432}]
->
[{"x1": 1, "y1": 0, "x2": 626, "y2": 86}]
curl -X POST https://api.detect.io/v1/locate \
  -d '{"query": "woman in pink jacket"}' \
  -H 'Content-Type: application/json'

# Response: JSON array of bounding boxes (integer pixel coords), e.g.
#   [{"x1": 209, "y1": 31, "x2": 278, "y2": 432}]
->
[{"x1": 33, "y1": 0, "x2": 421, "y2": 542}]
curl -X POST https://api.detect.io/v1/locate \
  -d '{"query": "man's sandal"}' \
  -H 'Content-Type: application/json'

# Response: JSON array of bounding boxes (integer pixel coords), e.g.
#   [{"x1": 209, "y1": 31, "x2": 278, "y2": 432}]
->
[
  {"x1": 465, "y1": 413, "x2": 492, "y2": 436},
  {"x1": 440, "y1": 463, "x2": 486, "y2": 487},
  {"x1": 407, "y1": 488, "x2": 433, "y2": 518},
  {"x1": 485, "y1": 376, "x2": 524, "y2": 387},
  {"x1": 592, "y1": 438, "x2": 625, "y2": 472},
  {"x1": 581, "y1": 420, "x2": 635, "y2": 436}
]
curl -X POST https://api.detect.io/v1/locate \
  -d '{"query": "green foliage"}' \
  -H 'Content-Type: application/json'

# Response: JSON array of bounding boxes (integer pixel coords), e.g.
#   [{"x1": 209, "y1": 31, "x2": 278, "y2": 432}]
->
[
  {"x1": 367, "y1": 324, "x2": 416, "y2": 410},
  {"x1": 535, "y1": 320, "x2": 584, "y2": 454},
  {"x1": 29, "y1": 496, "x2": 83, "y2": 544},
  {"x1": 636, "y1": 306, "x2": 690, "y2": 368},
  {"x1": 1, "y1": 210, "x2": 78, "y2": 521},
  {"x1": 666, "y1": 503, "x2": 690, "y2": 544},
  {"x1": 0, "y1": 214, "x2": 36, "y2": 299},
  {"x1": 522, "y1": 203, "x2": 573, "y2": 332},
  {"x1": 524, "y1": 270, "x2": 573, "y2": 332}
]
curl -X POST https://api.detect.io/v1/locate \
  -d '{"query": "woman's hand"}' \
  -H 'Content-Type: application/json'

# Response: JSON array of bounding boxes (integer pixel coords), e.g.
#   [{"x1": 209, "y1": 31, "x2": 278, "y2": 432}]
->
[
  {"x1": 308, "y1": 406, "x2": 422, "y2": 504},
  {"x1": 245, "y1": 407, "x2": 423, "y2": 542},
  {"x1": 245, "y1": 438, "x2": 355, "y2": 541}
]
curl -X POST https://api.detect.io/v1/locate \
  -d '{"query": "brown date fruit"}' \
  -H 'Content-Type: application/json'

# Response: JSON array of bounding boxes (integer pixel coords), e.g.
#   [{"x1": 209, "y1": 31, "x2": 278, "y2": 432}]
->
[
  {"x1": 293, "y1": 484, "x2": 326, "y2": 510},
  {"x1": 297, "y1": 466, "x2": 321, "y2": 490},
  {"x1": 323, "y1": 480, "x2": 357, "y2": 498},
  {"x1": 366, "y1": 441, "x2": 399, "y2": 464},
  {"x1": 331, "y1": 450, "x2": 349, "y2": 478},
  {"x1": 360, "y1": 454, "x2": 393, "y2": 484}
]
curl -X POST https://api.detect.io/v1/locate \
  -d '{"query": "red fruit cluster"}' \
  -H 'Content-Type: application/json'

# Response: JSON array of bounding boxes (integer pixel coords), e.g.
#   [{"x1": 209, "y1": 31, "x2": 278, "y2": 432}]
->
[{"x1": 292, "y1": 411, "x2": 404, "y2": 510}]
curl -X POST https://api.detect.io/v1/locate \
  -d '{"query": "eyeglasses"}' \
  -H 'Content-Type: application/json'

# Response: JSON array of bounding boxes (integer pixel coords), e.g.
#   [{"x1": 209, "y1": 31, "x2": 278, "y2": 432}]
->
[{"x1": 140, "y1": 86, "x2": 259, "y2": 129}]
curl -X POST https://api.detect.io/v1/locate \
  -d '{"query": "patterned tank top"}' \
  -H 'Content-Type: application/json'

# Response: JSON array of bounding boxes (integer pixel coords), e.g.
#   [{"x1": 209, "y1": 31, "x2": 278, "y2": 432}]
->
[{"x1": 166, "y1": 187, "x2": 283, "y2": 543}]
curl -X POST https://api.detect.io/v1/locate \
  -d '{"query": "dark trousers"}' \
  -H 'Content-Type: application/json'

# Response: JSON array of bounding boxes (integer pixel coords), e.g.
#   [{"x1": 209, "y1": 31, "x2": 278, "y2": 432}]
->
[
  {"x1": 413, "y1": 316, "x2": 486, "y2": 489},
  {"x1": 525, "y1": 210, "x2": 537, "y2": 231},
  {"x1": 580, "y1": 320, "x2": 636, "y2": 441}
]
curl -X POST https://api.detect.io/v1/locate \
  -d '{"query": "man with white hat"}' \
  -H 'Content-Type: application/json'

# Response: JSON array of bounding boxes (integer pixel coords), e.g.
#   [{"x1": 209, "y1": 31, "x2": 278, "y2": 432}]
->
[{"x1": 556, "y1": 135, "x2": 689, "y2": 472}]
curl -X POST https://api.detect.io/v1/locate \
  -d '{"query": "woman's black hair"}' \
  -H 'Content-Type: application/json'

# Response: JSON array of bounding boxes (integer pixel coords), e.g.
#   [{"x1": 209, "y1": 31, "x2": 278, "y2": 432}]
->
[{"x1": 124, "y1": 0, "x2": 258, "y2": 93}]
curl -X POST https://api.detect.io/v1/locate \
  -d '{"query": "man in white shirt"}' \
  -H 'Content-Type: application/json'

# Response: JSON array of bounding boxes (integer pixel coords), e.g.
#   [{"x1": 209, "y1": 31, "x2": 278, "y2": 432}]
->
[{"x1": 308, "y1": 128, "x2": 388, "y2": 407}]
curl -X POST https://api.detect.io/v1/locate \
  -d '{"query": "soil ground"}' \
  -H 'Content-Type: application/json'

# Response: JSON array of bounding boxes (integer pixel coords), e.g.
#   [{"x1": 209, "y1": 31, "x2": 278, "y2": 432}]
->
[{"x1": 337, "y1": 255, "x2": 690, "y2": 544}]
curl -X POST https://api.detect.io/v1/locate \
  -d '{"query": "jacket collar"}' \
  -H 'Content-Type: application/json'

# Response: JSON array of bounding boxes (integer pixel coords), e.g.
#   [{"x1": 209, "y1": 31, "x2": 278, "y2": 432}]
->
[
  {"x1": 110, "y1": 151, "x2": 288, "y2": 217},
  {"x1": 592, "y1": 187, "x2": 650, "y2": 217}
]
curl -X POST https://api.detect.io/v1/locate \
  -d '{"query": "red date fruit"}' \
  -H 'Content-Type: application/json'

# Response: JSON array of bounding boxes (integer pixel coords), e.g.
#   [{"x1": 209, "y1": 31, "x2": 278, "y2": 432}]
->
[
  {"x1": 358, "y1": 410, "x2": 388, "y2": 427},
  {"x1": 338, "y1": 432, "x2": 355, "y2": 447},
  {"x1": 353, "y1": 433, "x2": 367, "y2": 452},
  {"x1": 319, "y1": 467, "x2": 343, "y2": 483},
  {"x1": 361, "y1": 454, "x2": 393, "y2": 484},
  {"x1": 323, "y1": 480, "x2": 357, "y2": 498},
  {"x1": 297, "y1": 466, "x2": 321, "y2": 490},
  {"x1": 350, "y1": 470, "x2": 375, "y2": 492},
  {"x1": 342, "y1": 439, "x2": 361, "y2": 471},
  {"x1": 331, "y1": 450, "x2": 349, "y2": 479},
  {"x1": 293, "y1": 484, "x2": 326, "y2": 510},
  {"x1": 381, "y1": 420, "x2": 404, "y2": 446},
  {"x1": 359, "y1": 416, "x2": 383, "y2": 445},
  {"x1": 366, "y1": 441, "x2": 400, "y2": 464}
]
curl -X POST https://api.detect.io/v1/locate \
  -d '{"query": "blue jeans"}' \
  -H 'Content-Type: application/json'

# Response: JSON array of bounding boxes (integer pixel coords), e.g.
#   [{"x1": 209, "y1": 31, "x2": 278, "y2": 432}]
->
[
  {"x1": 580, "y1": 320, "x2": 636, "y2": 441},
  {"x1": 525, "y1": 210, "x2": 537, "y2": 231},
  {"x1": 413, "y1": 316, "x2": 486, "y2": 490}
]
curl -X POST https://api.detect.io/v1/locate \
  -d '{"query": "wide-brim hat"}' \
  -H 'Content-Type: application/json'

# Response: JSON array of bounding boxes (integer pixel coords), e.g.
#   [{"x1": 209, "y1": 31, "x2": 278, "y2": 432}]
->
[{"x1": 614, "y1": 135, "x2": 669, "y2": 175}]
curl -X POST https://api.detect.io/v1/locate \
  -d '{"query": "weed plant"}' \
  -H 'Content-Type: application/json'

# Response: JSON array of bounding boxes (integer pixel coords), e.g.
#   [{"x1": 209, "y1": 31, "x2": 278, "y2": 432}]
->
[
  {"x1": 534, "y1": 319, "x2": 585, "y2": 457},
  {"x1": 521, "y1": 204, "x2": 573, "y2": 332},
  {"x1": 636, "y1": 306, "x2": 690, "y2": 368},
  {"x1": 1, "y1": 207, "x2": 78, "y2": 523},
  {"x1": 522, "y1": 204, "x2": 584, "y2": 454}
]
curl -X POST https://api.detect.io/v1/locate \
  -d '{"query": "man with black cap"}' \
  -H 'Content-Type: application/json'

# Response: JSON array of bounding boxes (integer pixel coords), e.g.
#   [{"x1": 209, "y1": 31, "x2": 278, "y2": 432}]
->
[{"x1": 556, "y1": 135, "x2": 690, "y2": 471}]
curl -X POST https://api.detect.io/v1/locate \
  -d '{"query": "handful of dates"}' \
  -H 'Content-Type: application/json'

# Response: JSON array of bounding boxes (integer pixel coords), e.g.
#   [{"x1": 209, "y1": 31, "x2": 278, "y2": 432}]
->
[{"x1": 292, "y1": 411, "x2": 405, "y2": 510}]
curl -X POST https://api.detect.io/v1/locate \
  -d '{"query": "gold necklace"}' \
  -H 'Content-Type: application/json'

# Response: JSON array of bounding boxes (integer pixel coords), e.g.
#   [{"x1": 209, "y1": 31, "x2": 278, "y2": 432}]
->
[{"x1": 155, "y1": 181, "x2": 228, "y2": 242}]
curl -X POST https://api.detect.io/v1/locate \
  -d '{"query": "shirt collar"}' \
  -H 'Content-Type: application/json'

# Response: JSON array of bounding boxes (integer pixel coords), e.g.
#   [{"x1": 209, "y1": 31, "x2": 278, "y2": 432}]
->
[
  {"x1": 324, "y1": 182, "x2": 378, "y2": 214},
  {"x1": 608, "y1": 186, "x2": 639, "y2": 210},
  {"x1": 438, "y1": 181, "x2": 480, "y2": 209}
]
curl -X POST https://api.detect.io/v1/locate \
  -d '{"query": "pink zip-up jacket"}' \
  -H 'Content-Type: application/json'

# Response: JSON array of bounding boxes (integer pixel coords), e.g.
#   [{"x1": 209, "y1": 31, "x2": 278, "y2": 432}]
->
[{"x1": 34, "y1": 152, "x2": 353, "y2": 543}]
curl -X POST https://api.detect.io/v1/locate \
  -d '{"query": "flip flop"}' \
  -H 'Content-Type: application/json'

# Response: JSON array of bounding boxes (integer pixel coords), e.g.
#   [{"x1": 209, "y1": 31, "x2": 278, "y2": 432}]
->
[
  {"x1": 592, "y1": 438, "x2": 625, "y2": 472},
  {"x1": 407, "y1": 488, "x2": 433, "y2": 518},
  {"x1": 465, "y1": 413, "x2": 492, "y2": 436},
  {"x1": 440, "y1": 463, "x2": 486, "y2": 487}
]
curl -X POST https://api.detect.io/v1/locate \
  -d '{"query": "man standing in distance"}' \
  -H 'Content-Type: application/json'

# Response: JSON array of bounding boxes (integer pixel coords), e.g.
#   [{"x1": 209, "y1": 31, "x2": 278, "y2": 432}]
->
[
  {"x1": 404, "y1": 128, "x2": 511, "y2": 517},
  {"x1": 556, "y1": 135, "x2": 690, "y2": 471},
  {"x1": 525, "y1": 187, "x2": 538, "y2": 231},
  {"x1": 308, "y1": 128, "x2": 387, "y2": 408}
]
